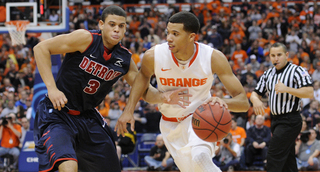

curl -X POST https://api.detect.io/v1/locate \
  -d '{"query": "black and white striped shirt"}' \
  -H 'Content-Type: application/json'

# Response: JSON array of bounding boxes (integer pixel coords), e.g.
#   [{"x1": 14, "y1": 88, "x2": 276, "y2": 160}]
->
[{"x1": 254, "y1": 62, "x2": 313, "y2": 115}]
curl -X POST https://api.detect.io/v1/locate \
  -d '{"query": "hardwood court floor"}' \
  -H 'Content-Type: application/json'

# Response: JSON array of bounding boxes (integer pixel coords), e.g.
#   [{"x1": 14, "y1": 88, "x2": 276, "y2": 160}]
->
[
  {"x1": 122, "y1": 170, "x2": 265, "y2": 172},
  {"x1": 122, "y1": 170, "x2": 319, "y2": 172},
  {"x1": 122, "y1": 171, "x2": 263, "y2": 172}
]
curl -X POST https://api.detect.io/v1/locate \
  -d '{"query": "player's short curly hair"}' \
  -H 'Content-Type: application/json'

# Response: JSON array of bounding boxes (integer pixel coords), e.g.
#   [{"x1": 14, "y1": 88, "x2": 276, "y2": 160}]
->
[
  {"x1": 168, "y1": 11, "x2": 200, "y2": 34},
  {"x1": 101, "y1": 5, "x2": 126, "y2": 22}
]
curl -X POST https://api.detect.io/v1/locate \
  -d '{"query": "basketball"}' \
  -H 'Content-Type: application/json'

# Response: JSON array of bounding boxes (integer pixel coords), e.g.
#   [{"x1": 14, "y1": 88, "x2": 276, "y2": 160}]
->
[{"x1": 192, "y1": 103, "x2": 232, "y2": 142}]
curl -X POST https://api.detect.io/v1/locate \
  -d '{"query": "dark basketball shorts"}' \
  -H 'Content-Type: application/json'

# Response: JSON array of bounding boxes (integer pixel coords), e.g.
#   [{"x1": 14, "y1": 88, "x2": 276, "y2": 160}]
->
[{"x1": 33, "y1": 97, "x2": 121, "y2": 172}]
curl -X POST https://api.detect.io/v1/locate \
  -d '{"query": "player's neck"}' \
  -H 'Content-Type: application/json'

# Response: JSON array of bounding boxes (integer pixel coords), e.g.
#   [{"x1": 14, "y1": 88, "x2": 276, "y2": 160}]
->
[{"x1": 173, "y1": 43, "x2": 196, "y2": 61}]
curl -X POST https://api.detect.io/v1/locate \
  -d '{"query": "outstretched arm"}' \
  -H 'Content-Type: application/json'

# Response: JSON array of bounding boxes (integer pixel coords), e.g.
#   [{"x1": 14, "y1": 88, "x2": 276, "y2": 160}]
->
[
  {"x1": 250, "y1": 91, "x2": 266, "y2": 115},
  {"x1": 275, "y1": 79, "x2": 313, "y2": 98},
  {"x1": 33, "y1": 29, "x2": 92, "y2": 110},
  {"x1": 116, "y1": 48, "x2": 155, "y2": 136},
  {"x1": 212, "y1": 50, "x2": 250, "y2": 112},
  {"x1": 118, "y1": 48, "x2": 191, "y2": 136}
]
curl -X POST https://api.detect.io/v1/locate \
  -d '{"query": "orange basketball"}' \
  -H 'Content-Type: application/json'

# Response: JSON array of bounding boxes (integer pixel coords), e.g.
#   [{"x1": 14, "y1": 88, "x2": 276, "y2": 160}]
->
[{"x1": 192, "y1": 103, "x2": 232, "y2": 142}]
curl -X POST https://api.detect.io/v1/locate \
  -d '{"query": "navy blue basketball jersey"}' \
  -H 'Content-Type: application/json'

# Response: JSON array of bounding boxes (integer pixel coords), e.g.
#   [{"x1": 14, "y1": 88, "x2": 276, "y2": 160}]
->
[{"x1": 55, "y1": 30, "x2": 131, "y2": 112}]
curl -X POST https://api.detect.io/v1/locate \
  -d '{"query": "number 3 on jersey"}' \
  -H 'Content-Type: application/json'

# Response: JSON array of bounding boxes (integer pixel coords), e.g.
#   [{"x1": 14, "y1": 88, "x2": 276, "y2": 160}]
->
[{"x1": 83, "y1": 79, "x2": 100, "y2": 94}]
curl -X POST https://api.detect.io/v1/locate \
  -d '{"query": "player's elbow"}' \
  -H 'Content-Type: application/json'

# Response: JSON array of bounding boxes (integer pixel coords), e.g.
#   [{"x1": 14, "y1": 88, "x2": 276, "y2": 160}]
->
[
  {"x1": 239, "y1": 100, "x2": 250, "y2": 112},
  {"x1": 33, "y1": 42, "x2": 46, "y2": 54}
]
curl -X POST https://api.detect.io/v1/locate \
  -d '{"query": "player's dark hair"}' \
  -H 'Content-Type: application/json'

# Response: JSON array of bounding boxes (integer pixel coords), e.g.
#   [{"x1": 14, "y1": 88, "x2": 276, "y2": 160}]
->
[
  {"x1": 168, "y1": 11, "x2": 200, "y2": 34},
  {"x1": 101, "y1": 5, "x2": 126, "y2": 22},
  {"x1": 270, "y1": 42, "x2": 287, "y2": 53}
]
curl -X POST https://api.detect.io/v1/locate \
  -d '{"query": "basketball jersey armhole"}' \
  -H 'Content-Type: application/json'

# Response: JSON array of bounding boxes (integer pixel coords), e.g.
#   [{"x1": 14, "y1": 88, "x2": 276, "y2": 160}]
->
[{"x1": 80, "y1": 30, "x2": 94, "y2": 54}]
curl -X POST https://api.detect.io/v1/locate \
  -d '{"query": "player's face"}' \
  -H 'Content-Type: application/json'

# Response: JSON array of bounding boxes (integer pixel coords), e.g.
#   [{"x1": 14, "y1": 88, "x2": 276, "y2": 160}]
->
[
  {"x1": 99, "y1": 14, "x2": 126, "y2": 48},
  {"x1": 270, "y1": 46, "x2": 289, "y2": 70},
  {"x1": 166, "y1": 22, "x2": 193, "y2": 54}
]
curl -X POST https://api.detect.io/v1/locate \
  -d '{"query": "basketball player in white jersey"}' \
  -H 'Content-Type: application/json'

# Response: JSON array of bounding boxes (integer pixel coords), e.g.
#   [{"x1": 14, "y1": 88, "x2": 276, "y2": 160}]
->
[{"x1": 116, "y1": 11, "x2": 249, "y2": 172}]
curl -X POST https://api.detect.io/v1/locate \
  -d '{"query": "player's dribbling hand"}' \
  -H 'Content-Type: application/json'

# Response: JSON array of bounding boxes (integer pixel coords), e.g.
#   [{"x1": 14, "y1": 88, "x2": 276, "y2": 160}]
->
[
  {"x1": 48, "y1": 88, "x2": 68, "y2": 111},
  {"x1": 204, "y1": 97, "x2": 228, "y2": 109},
  {"x1": 161, "y1": 88, "x2": 192, "y2": 108},
  {"x1": 115, "y1": 112, "x2": 135, "y2": 137}
]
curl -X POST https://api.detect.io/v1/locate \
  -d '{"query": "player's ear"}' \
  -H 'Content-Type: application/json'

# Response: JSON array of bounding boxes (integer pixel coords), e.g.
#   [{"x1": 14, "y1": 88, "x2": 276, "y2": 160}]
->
[
  {"x1": 99, "y1": 20, "x2": 104, "y2": 30},
  {"x1": 189, "y1": 33, "x2": 196, "y2": 42}
]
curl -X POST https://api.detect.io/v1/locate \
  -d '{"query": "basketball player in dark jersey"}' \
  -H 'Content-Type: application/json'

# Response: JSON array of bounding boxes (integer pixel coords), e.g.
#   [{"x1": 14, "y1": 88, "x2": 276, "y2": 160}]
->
[{"x1": 33, "y1": 6, "x2": 190, "y2": 172}]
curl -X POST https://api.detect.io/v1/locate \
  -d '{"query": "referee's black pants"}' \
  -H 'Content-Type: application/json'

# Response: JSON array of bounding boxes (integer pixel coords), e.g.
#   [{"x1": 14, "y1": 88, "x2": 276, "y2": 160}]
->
[{"x1": 267, "y1": 111, "x2": 302, "y2": 172}]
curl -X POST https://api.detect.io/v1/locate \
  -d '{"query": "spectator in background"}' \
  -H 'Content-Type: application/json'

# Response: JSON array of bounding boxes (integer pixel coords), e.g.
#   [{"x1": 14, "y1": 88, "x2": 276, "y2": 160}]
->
[
  {"x1": 286, "y1": 29, "x2": 300, "y2": 54},
  {"x1": 145, "y1": 104, "x2": 161, "y2": 133},
  {"x1": 25, "y1": 98, "x2": 32, "y2": 120},
  {"x1": 0, "y1": 113, "x2": 21, "y2": 169},
  {"x1": 248, "y1": 20, "x2": 262, "y2": 41},
  {"x1": 130, "y1": 46, "x2": 141, "y2": 68},
  {"x1": 207, "y1": 25, "x2": 223, "y2": 50},
  {"x1": 129, "y1": 15, "x2": 141, "y2": 35},
  {"x1": 116, "y1": 124, "x2": 136, "y2": 160},
  {"x1": 246, "y1": 40, "x2": 264, "y2": 63},
  {"x1": 0, "y1": 100, "x2": 17, "y2": 117},
  {"x1": 144, "y1": 134, "x2": 174, "y2": 171},
  {"x1": 295, "y1": 129, "x2": 320, "y2": 170},
  {"x1": 313, "y1": 81, "x2": 320, "y2": 103},
  {"x1": 302, "y1": 100, "x2": 320, "y2": 129},
  {"x1": 247, "y1": 54, "x2": 260, "y2": 73},
  {"x1": 246, "y1": 115, "x2": 255, "y2": 130},
  {"x1": 218, "y1": 21, "x2": 231, "y2": 43},
  {"x1": 0, "y1": 78, "x2": 15, "y2": 93},
  {"x1": 312, "y1": 50, "x2": 320, "y2": 71},
  {"x1": 213, "y1": 133, "x2": 241, "y2": 171},
  {"x1": 117, "y1": 93, "x2": 127, "y2": 111},
  {"x1": 231, "y1": 44, "x2": 248, "y2": 66},
  {"x1": 138, "y1": 18, "x2": 151, "y2": 39},
  {"x1": 19, "y1": 117, "x2": 29, "y2": 149},
  {"x1": 133, "y1": 101, "x2": 146, "y2": 133},
  {"x1": 245, "y1": 115, "x2": 271, "y2": 170},
  {"x1": 229, "y1": 26, "x2": 246, "y2": 44},
  {"x1": 147, "y1": 28, "x2": 160, "y2": 45},
  {"x1": 230, "y1": 118, "x2": 247, "y2": 149},
  {"x1": 49, "y1": 9, "x2": 59, "y2": 23},
  {"x1": 312, "y1": 62, "x2": 320, "y2": 82},
  {"x1": 98, "y1": 100, "x2": 109, "y2": 118},
  {"x1": 108, "y1": 101, "x2": 123, "y2": 130},
  {"x1": 15, "y1": 90, "x2": 28, "y2": 110}
]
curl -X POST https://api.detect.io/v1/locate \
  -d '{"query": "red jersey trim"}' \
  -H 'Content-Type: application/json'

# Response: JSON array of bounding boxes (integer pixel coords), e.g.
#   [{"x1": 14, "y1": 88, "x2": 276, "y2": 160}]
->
[
  {"x1": 170, "y1": 42, "x2": 199, "y2": 67},
  {"x1": 82, "y1": 31, "x2": 98, "y2": 53},
  {"x1": 189, "y1": 42, "x2": 199, "y2": 67},
  {"x1": 120, "y1": 44, "x2": 132, "y2": 54}
]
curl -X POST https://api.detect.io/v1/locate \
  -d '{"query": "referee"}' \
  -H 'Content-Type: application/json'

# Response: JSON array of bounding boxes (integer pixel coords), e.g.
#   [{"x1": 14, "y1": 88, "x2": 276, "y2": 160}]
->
[{"x1": 250, "y1": 42, "x2": 314, "y2": 172}]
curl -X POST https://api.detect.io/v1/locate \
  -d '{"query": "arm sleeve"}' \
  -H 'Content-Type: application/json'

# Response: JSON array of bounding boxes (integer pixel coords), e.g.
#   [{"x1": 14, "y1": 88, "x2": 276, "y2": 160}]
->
[
  {"x1": 294, "y1": 66, "x2": 313, "y2": 88},
  {"x1": 254, "y1": 71, "x2": 268, "y2": 96}
]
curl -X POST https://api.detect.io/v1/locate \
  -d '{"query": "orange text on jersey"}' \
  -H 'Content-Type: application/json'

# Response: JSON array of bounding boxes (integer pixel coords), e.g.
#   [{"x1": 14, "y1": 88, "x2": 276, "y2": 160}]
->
[{"x1": 159, "y1": 77, "x2": 208, "y2": 87}]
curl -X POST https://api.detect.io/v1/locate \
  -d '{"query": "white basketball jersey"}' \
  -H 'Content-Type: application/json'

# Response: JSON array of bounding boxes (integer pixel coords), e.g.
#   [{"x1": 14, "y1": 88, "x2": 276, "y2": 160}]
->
[{"x1": 154, "y1": 42, "x2": 214, "y2": 118}]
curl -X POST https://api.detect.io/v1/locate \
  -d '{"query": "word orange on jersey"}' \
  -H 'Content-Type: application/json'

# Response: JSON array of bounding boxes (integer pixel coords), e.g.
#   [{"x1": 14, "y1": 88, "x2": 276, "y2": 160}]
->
[{"x1": 159, "y1": 77, "x2": 208, "y2": 87}]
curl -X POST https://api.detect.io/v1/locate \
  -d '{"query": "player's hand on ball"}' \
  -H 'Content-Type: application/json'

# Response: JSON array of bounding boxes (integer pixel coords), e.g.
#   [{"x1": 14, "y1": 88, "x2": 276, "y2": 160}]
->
[
  {"x1": 48, "y1": 88, "x2": 68, "y2": 111},
  {"x1": 204, "y1": 97, "x2": 228, "y2": 109},
  {"x1": 115, "y1": 112, "x2": 135, "y2": 137},
  {"x1": 161, "y1": 88, "x2": 192, "y2": 108}
]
